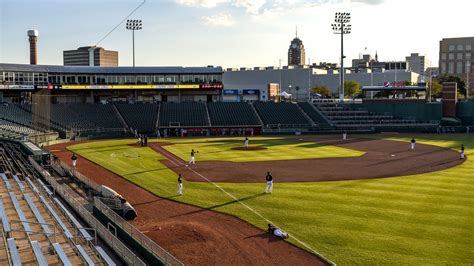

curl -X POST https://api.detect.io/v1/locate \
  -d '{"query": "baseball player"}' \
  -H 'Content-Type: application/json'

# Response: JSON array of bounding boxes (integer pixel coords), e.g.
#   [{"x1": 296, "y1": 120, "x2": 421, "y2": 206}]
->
[
  {"x1": 410, "y1": 138, "x2": 416, "y2": 150},
  {"x1": 244, "y1": 137, "x2": 249, "y2": 148},
  {"x1": 268, "y1": 224, "x2": 289, "y2": 239},
  {"x1": 188, "y1": 149, "x2": 196, "y2": 165},
  {"x1": 71, "y1": 153, "x2": 78, "y2": 168},
  {"x1": 342, "y1": 131, "x2": 347, "y2": 140},
  {"x1": 265, "y1": 172, "x2": 273, "y2": 194},
  {"x1": 460, "y1": 144, "x2": 465, "y2": 159},
  {"x1": 177, "y1": 174, "x2": 184, "y2": 195}
]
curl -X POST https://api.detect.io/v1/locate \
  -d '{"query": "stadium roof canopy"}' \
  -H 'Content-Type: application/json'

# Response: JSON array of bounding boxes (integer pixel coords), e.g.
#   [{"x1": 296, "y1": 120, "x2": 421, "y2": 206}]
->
[{"x1": 0, "y1": 63, "x2": 223, "y2": 74}]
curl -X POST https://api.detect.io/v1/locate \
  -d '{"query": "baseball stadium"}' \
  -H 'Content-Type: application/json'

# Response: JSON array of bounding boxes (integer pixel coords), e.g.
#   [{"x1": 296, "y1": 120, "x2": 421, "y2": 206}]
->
[{"x1": 0, "y1": 62, "x2": 473, "y2": 265}]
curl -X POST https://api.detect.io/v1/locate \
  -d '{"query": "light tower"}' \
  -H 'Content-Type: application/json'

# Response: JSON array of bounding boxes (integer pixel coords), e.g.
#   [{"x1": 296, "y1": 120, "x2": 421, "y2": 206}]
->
[
  {"x1": 126, "y1": 20, "x2": 142, "y2": 67},
  {"x1": 332, "y1": 12, "x2": 351, "y2": 102},
  {"x1": 27, "y1": 30, "x2": 39, "y2": 65}
]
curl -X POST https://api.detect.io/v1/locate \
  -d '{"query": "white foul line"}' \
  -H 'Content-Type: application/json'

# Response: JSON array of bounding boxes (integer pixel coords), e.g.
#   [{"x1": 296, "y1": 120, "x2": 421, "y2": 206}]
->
[{"x1": 154, "y1": 144, "x2": 335, "y2": 265}]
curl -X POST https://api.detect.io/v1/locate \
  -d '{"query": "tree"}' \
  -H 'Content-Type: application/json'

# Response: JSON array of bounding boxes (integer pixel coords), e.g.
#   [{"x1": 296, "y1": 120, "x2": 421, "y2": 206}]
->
[
  {"x1": 429, "y1": 80, "x2": 442, "y2": 100},
  {"x1": 438, "y1": 75, "x2": 466, "y2": 97},
  {"x1": 311, "y1": 85, "x2": 332, "y2": 98},
  {"x1": 344, "y1": 80, "x2": 361, "y2": 97}
]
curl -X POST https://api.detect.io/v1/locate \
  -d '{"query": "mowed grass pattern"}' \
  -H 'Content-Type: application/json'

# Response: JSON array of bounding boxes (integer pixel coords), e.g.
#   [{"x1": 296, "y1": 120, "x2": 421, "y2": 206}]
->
[
  {"x1": 161, "y1": 137, "x2": 364, "y2": 162},
  {"x1": 68, "y1": 136, "x2": 474, "y2": 265}
]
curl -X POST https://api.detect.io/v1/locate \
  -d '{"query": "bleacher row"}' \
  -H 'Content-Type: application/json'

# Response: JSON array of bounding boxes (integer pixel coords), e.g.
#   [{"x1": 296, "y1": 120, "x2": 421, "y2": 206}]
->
[
  {"x1": 314, "y1": 102, "x2": 440, "y2": 130},
  {"x1": 1, "y1": 101, "x2": 439, "y2": 138},
  {"x1": 0, "y1": 142, "x2": 114, "y2": 265}
]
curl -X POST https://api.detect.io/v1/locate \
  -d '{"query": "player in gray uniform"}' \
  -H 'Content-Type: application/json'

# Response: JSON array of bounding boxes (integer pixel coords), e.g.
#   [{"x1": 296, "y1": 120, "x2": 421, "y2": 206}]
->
[{"x1": 177, "y1": 174, "x2": 184, "y2": 195}]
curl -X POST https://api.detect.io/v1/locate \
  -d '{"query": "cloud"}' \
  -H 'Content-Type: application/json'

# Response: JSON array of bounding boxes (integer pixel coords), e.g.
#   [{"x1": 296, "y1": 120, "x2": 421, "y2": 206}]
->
[
  {"x1": 176, "y1": 0, "x2": 229, "y2": 8},
  {"x1": 350, "y1": 0, "x2": 384, "y2": 5},
  {"x1": 233, "y1": 0, "x2": 266, "y2": 14},
  {"x1": 201, "y1": 13, "x2": 235, "y2": 26},
  {"x1": 176, "y1": 0, "x2": 384, "y2": 14}
]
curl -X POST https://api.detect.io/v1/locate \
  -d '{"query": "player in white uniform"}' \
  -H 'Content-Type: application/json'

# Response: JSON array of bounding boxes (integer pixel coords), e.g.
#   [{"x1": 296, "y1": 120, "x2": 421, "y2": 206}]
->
[
  {"x1": 244, "y1": 137, "x2": 249, "y2": 148},
  {"x1": 410, "y1": 138, "x2": 416, "y2": 150},
  {"x1": 188, "y1": 149, "x2": 196, "y2": 165},
  {"x1": 177, "y1": 174, "x2": 184, "y2": 195},
  {"x1": 460, "y1": 144, "x2": 465, "y2": 159},
  {"x1": 342, "y1": 131, "x2": 347, "y2": 140},
  {"x1": 71, "y1": 153, "x2": 78, "y2": 168}
]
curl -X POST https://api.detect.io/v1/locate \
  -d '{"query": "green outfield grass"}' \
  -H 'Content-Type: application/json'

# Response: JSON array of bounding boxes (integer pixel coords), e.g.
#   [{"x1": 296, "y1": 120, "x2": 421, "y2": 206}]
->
[
  {"x1": 68, "y1": 135, "x2": 474, "y2": 265},
  {"x1": 159, "y1": 137, "x2": 364, "y2": 162}
]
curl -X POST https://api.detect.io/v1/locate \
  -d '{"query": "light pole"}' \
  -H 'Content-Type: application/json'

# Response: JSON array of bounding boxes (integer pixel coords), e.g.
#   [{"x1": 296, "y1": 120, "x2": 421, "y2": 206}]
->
[
  {"x1": 126, "y1": 19, "x2": 142, "y2": 67},
  {"x1": 332, "y1": 12, "x2": 351, "y2": 102}
]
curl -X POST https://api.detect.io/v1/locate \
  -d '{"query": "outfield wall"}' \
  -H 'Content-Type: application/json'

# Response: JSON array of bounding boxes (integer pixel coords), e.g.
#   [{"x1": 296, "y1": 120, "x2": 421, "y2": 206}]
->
[
  {"x1": 457, "y1": 101, "x2": 474, "y2": 125},
  {"x1": 346, "y1": 102, "x2": 442, "y2": 122}
]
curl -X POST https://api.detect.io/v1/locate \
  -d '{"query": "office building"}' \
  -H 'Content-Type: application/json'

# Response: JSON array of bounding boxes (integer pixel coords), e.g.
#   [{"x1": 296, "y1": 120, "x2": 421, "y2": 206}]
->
[
  {"x1": 63, "y1": 46, "x2": 119, "y2": 66},
  {"x1": 406, "y1": 53, "x2": 430, "y2": 76},
  {"x1": 439, "y1": 37, "x2": 474, "y2": 95}
]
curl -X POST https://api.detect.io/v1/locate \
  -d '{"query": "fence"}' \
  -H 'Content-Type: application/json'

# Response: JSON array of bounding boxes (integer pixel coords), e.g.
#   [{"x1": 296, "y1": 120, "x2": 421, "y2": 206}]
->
[{"x1": 94, "y1": 198, "x2": 183, "y2": 266}]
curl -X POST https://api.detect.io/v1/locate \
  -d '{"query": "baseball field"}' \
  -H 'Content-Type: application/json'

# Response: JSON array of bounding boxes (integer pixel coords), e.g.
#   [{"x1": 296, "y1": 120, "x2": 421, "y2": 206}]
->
[{"x1": 52, "y1": 134, "x2": 474, "y2": 265}]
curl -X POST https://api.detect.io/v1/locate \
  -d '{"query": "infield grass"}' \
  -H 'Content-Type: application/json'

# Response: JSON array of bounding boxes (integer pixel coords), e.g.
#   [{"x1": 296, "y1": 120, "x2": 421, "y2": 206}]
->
[
  {"x1": 68, "y1": 135, "x2": 474, "y2": 265},
  {"x1": 160, "y1": 137, "x2": 364, "y2": 162}
]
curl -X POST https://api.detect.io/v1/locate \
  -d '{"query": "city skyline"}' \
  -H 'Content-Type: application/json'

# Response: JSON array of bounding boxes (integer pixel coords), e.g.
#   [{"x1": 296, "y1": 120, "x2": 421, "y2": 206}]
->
[{"x1": 1, "y1": 0, "x2": 474, "y2": 68}]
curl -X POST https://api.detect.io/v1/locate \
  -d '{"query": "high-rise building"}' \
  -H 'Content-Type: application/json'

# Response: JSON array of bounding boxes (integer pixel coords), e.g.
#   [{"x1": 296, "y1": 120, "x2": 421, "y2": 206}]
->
[
  {"x1": 439, "y1": 37, "x2": 473, "y2": 95},
  {"x1": 63, "y1": 46, "x2": 118, "y2": 66},
  {"x1": 288, "y1": 29, "x2": 306, "y2": 66},
  {"x1": 406, "y1": 53, "x2": 430, "y2": 76}
]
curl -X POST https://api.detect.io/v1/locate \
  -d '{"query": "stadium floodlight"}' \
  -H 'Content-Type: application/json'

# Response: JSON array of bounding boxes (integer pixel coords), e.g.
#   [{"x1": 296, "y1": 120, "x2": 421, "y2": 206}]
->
[
  {"x1": 332, "y1": 12, "x2": 351, "y2": 102},
  {"x1": 126, "y1": 19, "x2": 143, "y2": 67}
]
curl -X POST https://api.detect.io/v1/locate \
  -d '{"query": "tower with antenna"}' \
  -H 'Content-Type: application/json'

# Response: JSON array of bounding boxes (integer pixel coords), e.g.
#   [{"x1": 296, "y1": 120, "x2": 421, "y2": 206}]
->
[
  {"x1": 288, "y1": 26, "x2": 306, "y2": 66},
  {"x1": 27, "y1": 29, "x2": 38, "y2": 65}
]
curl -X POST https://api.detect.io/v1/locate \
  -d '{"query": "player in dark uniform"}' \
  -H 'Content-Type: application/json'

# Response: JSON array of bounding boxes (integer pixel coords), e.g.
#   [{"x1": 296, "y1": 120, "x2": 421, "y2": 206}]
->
[
  {"x1": 177, "y1": 174, "x2": 183, "y2": 195},
  {"x1": 265, "y1": 172, "x2": 273, "y2": 193},
  {"x1": 268, "y1": 224, "x2": 288, "y2": 239}
]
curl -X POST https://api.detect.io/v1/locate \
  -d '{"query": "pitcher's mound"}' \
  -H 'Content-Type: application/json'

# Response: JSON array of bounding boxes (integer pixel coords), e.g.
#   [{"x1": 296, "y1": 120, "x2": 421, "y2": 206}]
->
[{"x1": 231, "y1": 146, "x2": 267, "y2": 151}]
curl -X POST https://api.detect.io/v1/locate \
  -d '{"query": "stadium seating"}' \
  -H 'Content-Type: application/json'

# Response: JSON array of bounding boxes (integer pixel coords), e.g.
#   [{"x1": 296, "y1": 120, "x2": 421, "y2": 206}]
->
[
  {"x1": 51, "y1": 104, "x2": 124, "y2": 132},
  {"x1": 297, "y1": 102, "x2": 332, "y2": 127},
  {"x1": 159, "y1": 102, "x2": 210, "y2": 127},
  {"x1": 116, "y1": 103, "x2": 159, "y2": 133},
  {"x1": 207, "y1": 102, "x2": 261, "y2": 126},
  {"x1": 313, "y1": 102, "x2": 439, "y2": 130},
  {"x1": 0, "y1": 142, "x2": 105, "y2": 265},
  {"x1": 253, "y1": 102, "x2": 311, "y2": 126}
]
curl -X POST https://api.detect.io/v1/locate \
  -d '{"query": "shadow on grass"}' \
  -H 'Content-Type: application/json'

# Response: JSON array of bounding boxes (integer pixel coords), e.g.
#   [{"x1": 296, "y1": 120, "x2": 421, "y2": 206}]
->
[
  {"x1": 169, "y1": 192, "x2": 267, "y2": 218},
  {"x1": 133, "y1": 195, "x2": 181, "y2": 206}
]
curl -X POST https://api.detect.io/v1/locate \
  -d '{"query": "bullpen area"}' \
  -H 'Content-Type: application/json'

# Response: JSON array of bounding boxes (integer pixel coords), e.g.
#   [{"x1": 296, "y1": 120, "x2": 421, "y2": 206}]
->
[{"x1": 48, "y1": 134, "x2": 474, "y2": 265}]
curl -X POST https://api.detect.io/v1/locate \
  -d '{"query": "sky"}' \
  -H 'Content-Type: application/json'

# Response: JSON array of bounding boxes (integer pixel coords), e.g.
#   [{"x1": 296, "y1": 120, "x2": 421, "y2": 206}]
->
[{"x1": 1, "y1": 0, "x2": 474, "y2": 68}]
